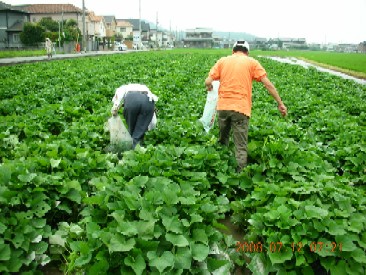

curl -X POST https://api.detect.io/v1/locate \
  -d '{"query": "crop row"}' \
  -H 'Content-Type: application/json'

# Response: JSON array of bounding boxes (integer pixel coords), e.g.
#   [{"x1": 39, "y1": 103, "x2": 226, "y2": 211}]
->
[{"x1": 0, "y1": 50, "x2": 365, "y2": 274}]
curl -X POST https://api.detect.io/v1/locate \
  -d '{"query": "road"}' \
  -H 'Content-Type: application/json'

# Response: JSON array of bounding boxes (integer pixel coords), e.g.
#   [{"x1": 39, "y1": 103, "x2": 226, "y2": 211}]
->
[{"x1": 0, "y1": 50, "x2": 131, "y2": 66}]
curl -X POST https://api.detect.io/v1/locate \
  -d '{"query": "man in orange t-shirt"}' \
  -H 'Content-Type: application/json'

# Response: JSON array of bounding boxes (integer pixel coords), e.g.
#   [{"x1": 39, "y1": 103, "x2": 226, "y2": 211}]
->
[{"x1": 205, "y1": 41, "x2": 287, "y2": 172}]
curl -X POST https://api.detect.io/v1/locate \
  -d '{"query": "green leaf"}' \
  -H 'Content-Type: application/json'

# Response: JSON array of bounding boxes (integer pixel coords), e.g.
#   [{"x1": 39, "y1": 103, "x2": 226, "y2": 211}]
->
[
  {"x1": 179, "y1": 196, "x2": 197, "y2": 205},
  {"x1": 50, "y1": 158, "x2": 61, "y2": 168},
  {"x1": 162, "y1": 215, "x2": 183, "y2": 234},
  {"x1": 49, "y1": 234, "x2": 66, "y2": 247},
  {"x1": 125, "y1": 254, "x2": 146, "y2": 275},
  {"x1": 295, "y1": 254, "x2": 306, "y2": 266},
  {"x1": 217, "y1": 172, "x2": 228, "y2": 183},
  {"x1": 190, "y1": 213, "x2": 203, "y2": 224},
  {"x1": 191, "y1": 243, "x2": 209, "y2": 261},
  {"x1": 0, "y1": 244, "x2": 11, "y2": 261},
  {"x1": 137, "y1": 220, "x2": 155, "y2": 240},
  {"x1": 131, "y1": 176, "x2": 149, "y2": 188},
  {"x1": 147, "y1": 251, "x2": 174, "y2": 273},
  {"x1": 165, "y1": 233, "x2": 189, "y2": 247},
  {"x1": 0, "y1": 165, "x2": 11, "y2": 184},
  {"x1": 268, "y1": 247, "x2": 293, "y2": 264},
  {"x1": 2, "y1": 250, "x2": 22, "y2": 272},
  {"x1": 162, "y1": 188, "x2": 179, "y2": 205},
  {"x1": 192, "y1": 229, "x2": 208, "y2": 245},
  {"x1": 348, "y1": 215, "x2": 365, "y2": 233},
  {"x1": 207, "y1": 258, "x2": 231, "y2": 272},
  {"x1": 174, "y1": 247, "x2": 192, "y2": 270},
  {"x1": 335, "y1": 235, "x2": 356, "y2": 252},
  {"x1": 351, "y1": 248, "x2": 366, "y2": 264},
  {"x1": 75, "y1": 252, "x2": 92, "y2": 267},
  {"x1": 109, "y1": 234, "x2": 135, "y2": 252},
  {"x1": 31, "y1": 241, "x2": 48, "y2": 254},
  {"x1": 86, "y1": 222, "x2": 101, "y2": 239},
  {"x1": 66, "y1": 189, "x2": 81, "y2": 203},
  {"x1": 118, "y1": 221, "x2": 138, "y2": 237},
  {"x1": 88, "y1": 259, "x2": 109, "y2": 275},
  {"x1": 70, "y1": 224, "x2": 83, "y2": 235},
  {"x1": 122, "y1": 191, "x2": 140, "y2": 210},
  {"x1": 0, "y1": 222, "x2": 6, "y2": 234},
  {"x1": 110, "y1": 210, "x2": 126, "y2": 226},
  {"x1": 326, "y1": 220, "x2": 346, "y2": 235},
  {"x1": 330, "y1": 260, "x2": 347, "y2": 275},
  {"x1": 18, "y1": 172, "x2": 37, "y2": 183},
  {"x1": 12, "y1": 233, "x2": 25, "y2": 249},
  {"x1": 304, "y1": 205, "x2": 328, "y2": 219}
]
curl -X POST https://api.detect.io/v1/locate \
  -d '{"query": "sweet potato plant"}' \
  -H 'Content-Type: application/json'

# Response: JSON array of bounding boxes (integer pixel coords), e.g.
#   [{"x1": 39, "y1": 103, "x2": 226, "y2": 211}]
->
[{"x1": 0, "y1": 50, "x2": 365, "y2": 274}]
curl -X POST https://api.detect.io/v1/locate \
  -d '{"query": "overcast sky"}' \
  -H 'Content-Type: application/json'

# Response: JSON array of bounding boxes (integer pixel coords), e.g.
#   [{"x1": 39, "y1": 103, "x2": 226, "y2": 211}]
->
[{"x1": 4, "y1": 0, "x2": 366, "y2": 44}]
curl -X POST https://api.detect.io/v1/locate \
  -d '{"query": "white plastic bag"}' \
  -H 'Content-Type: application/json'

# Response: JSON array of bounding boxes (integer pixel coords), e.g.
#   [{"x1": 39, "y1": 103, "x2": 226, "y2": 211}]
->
[
  {"x1": 199, "y1": 81, "x2": 219, "y2": 133},
  {"x1": 105, "y1": 116, "x2": 133, "y2": 152},
  {"x1": 148, "y1": 111, "x2": 157, "y2": 131}
]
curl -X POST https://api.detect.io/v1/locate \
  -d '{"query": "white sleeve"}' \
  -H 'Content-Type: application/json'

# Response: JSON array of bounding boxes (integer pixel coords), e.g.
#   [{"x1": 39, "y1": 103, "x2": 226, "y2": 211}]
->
[{"x1": 111, "y1": 86, "x2": 127, "y2": 111}]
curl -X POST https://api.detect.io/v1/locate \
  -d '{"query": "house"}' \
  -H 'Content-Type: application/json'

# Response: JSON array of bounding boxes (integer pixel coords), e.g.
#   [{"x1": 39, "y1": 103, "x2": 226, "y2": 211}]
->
[
  {"x1": 119, "y1": 19, "x2": 150, "y2": 49},
  {"x1": 268, "y1": 38, "x2": 307, "y2": 49},
  {"x1": 13, "y1": 3, "x2": 88, "y2": 51},
  {"x1": 358, "y1": 41, "x2": 366, "y2": 53},
  {"x1": 149, "y1": 26, "x2": 163, "y2": 48},
  {"x1": 115, "y1": 19, "x2": 133, "y2": 41},
  {"x1": 0, "y1": 1, "x2": 30, "y2": 48},
  {"x1": 183, "y1": 28, "x2": 213, "y2": 48},
  {"x1": 87, "y1": 11, "x2": 106, "y2": 39},
  {"x1": 251, "y1": 37, "x2": 267, "y2": 50},
  {"x1": 16, "y1": 4, "x2": 84, "y2": 30},
  {"x1": 104, "y1": 15, "x2": 116, "y2": 39}
]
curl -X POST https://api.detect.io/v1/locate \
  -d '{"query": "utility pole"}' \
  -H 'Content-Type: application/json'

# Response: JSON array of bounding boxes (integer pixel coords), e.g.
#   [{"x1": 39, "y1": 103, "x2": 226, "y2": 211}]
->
[
  {"x1": 61, "y1": 5, "x2": 64, "y2": 38},
  {"x1": 139, "y1": 0, "x2": 141, "y2": 49},
  {"x1": 156, "y1": 12, "x2": 159, "y2": 48},
  {"x1": 82, "y1": 0, "x2": 86, "y2": 53}
]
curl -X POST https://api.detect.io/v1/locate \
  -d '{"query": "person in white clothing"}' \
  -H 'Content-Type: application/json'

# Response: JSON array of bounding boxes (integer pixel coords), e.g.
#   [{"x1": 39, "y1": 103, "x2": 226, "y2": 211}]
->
[
  {"x1": 111, "y1": 83, "x2": 158, "y2": 148},
  {"x1": 45, "y1": 38, "x2": 53, "y2": 59}
]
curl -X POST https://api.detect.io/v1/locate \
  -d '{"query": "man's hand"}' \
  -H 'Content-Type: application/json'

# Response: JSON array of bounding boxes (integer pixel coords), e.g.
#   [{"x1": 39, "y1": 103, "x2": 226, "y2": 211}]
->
[
  {"x1": 206, "y1": 83, "x2": 213, "y2": 91},
  {"x1": 278, "y1": 103, "x2": 287, "y2": 117},
  {"x1": 205, "y1": 76, "x2": 213, "y2": 91}
]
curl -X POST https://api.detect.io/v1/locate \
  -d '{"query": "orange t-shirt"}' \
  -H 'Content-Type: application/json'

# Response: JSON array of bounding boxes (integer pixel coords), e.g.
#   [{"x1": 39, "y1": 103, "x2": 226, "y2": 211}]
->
[{"x1": 208, "y1": 52, "x2": 266, "y2": 117}]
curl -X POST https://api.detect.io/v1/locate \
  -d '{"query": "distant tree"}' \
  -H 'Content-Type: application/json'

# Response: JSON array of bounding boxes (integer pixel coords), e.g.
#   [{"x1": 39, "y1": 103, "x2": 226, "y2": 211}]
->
[
  {"x1": 20, "y1": 22, "x2": 44, "y2": 46},
  {"x1": 63, "y1": 19, "x2": 81, "y2": 42},
  {"x1": 39, "y1": 17, "x2": 59, "y2": 32},
  {"x1": 65, "y1": 19, "x2": 78, "y2": 28}
]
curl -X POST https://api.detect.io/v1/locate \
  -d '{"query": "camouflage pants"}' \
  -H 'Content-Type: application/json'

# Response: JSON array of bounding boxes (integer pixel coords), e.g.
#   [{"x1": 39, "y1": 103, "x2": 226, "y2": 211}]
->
[{"x1": 217, "y1": 110, "x2": 250, "y2": 172}]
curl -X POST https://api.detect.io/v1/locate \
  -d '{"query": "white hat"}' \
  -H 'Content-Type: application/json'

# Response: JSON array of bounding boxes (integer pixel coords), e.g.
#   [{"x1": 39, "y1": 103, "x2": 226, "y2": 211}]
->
[{"x1": 233, "y1": 40, "x2": 250, "y2": 51}]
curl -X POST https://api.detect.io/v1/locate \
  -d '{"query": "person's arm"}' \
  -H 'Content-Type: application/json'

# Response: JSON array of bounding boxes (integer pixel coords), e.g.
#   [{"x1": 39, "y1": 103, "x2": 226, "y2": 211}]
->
[
  {"x1": 111, "y1": 87, "x2": 126, "y2": 116},
  {"x1": 205, "y1": 76, "x2": 214, "y2": 91},
  {"x1": 261, "y1": 76, "x2": 287, "y2": 116}
]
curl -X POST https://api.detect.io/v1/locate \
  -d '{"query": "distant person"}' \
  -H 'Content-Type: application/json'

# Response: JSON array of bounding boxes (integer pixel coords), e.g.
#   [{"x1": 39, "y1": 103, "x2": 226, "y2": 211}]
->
[
  {"x1": 111, "y1": 83, "x2": 158, "y2": 148},
  {"x1": 205, "y1": 40, "x2": 287, "y2": 173},
  {"x1": 45, "y1": 38, "x2": 53, "y2": 59}
]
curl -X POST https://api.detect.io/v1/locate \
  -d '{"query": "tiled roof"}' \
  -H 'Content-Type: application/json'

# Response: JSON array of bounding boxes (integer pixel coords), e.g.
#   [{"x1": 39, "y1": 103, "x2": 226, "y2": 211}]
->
[
  {"x1": 116, "y1": 20, "x2": 133, "y2": 28},
  {"x1": 118, "y1": 19, "x2": 150, "y2": 31},
  {"x1": 17, "y1": 4, "x2": 82, "y2": 14},
  {"x1": 88, "y1": 11, "x2": 103, "y2": 22}
]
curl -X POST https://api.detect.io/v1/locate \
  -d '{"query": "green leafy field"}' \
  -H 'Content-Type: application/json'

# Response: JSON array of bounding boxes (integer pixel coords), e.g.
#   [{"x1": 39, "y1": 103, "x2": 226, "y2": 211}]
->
[
  {"x1": 253, "y1": 50, "x2": 366, "y2": 76},
  {"x1": 0, "y1": 50, "x2": 365, "y2": 274},
  {"x1": 0, "y1": 49, "x2": 46, "y2": 58}
]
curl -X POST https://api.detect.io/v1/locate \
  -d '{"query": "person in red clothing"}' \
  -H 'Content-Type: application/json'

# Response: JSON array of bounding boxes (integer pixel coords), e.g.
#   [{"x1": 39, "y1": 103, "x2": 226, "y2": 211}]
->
[{"x1": 205, "y1": 40, "x2": 287, "y2": 172}]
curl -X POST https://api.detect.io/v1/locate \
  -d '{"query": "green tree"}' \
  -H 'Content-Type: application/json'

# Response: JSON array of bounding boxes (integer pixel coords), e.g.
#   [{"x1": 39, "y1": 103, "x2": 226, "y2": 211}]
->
[
  {"x1": 63, "y1": 19, "x2": 81, "y2": 42},
  {"x1": 20, "y1": 22, "x2": 44, "y2": 46},
  {"x1": 38, "y1": 17, "x2": 59, "y2": 32}
]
